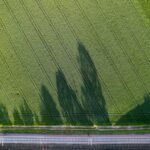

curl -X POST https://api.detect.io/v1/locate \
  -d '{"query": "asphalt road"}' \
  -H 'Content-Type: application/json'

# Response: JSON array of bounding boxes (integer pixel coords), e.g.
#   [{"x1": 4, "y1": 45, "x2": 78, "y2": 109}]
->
[{"x1": 0, "y1": 134, "x2": 149, "y2": 145}]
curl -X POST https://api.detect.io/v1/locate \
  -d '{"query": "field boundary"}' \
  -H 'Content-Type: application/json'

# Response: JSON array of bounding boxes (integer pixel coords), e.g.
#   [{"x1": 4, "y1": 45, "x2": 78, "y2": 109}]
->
[{"x1": 0, "y1": 125, "x2": 150, "y2": 131}]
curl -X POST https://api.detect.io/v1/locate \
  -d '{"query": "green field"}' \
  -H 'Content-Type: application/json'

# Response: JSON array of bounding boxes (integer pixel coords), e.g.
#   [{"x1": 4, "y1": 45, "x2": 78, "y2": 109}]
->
[{"x1": 0, "y1": 0, "x2": 150, "y2": 126}]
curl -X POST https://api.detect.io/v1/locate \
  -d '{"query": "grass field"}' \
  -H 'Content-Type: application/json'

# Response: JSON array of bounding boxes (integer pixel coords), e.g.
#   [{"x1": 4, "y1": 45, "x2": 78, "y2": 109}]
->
[{"x1": 0, "y1": 0, "x2": 150, "y2": 126}]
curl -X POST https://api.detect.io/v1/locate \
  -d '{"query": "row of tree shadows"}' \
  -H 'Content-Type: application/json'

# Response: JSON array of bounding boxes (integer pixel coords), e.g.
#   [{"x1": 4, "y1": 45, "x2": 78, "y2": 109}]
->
[{"x1": 1, "y1": 42, "x2": 150, "y2": 125}]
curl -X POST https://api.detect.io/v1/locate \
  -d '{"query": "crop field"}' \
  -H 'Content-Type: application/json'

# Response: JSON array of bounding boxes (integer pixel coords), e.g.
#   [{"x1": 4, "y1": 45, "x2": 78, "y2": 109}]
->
[{"x1": 0, "y1": 0, "x2": 150, "y2": 126}]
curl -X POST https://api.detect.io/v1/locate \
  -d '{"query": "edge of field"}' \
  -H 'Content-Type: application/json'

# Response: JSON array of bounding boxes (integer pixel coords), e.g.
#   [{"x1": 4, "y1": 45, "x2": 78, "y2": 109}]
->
[{"x1": 0, "y1": 125, "x2": 149, "y2": 135}]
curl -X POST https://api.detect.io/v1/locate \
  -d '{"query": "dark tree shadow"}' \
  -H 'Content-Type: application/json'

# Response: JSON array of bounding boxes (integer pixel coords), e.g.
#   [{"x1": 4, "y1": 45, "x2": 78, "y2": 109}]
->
[
  {"x1": 56, "y1": 70, "x2": 92, "y2": 125},
  {"x1": 40, "y1": 85, "x2": 62, "y2": 125},
  {"x1": 116, "y1": 94, "x2": 150, "y2": 125},
  {"x1": 20, "y1": 99, "x2": 34, "y2": 125},
  {"x1": 78, "y1": 42, "x2": 111, "y2": 125},
  {"x1": 13, "y1": 100, "x2": 34, "y2": 125},
  {"x1": 34, "y1": 113, "x2": 40, "y2": 125},
  {"x1": 13, "y1": 109, "x2": 24, "y2": 125},
  {"x1": 0, "y1": 104, "x2": 11, "y2": 125}
]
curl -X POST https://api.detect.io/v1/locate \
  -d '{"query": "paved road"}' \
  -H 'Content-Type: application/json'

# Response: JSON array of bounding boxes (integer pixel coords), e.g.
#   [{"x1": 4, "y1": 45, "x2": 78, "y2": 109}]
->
[{"x1": 0, "y1": 134, "x2": 149, "y2": 145}]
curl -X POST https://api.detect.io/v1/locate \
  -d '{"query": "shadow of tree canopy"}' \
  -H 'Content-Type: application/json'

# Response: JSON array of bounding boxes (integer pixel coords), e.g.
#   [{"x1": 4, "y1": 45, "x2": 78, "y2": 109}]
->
[
  {"x1": 116, "y1": 94, "x2": 150, "y2": 125},
  {"x1": 78, "y1": 42, "x2": 111, "y2": 125},
  {"x1": 56, "y1": 70, "x2": 92, "y2": 125},
  {"x1": 34, "y1": 113, "x2": 40, "y2": 125},
  {"x1": 20, "y1": 99, "x2": 34, "y2": 125},
  {"x1": 13, "y1": 109, "x2": 24, "y2": 125},
  {"x1": 0, "y1": 104, "x2": 11, "y2": 125},
  {"x1": 40, "y1": 85, "x2": 62, "y2": 125}
]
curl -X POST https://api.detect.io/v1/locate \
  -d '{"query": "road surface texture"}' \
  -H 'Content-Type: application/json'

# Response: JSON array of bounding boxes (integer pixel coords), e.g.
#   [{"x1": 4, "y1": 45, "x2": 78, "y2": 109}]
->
[{"x1": 0, "y1": 134, "x2": 149, "y2": 149}]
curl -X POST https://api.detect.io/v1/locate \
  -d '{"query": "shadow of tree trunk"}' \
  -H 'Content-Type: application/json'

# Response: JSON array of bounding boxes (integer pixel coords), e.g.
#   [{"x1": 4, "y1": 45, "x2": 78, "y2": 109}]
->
[
  {"x1": 56, "y1": 70, "x2": 92, "y2": 125},
  {"x1": 13, "y1": 109, "x2": 24, "y2": 125},
  {"x1": 20, "y1": 99, "x2": 34, "y2": 125},
  {"x1": 116, "y1": 94, "x2": 150, "y2": 125},
  {"x1": 78, "y1": 42, "x2": 111, "y2": 125},
  {"x1": 0, "y1": 104, "x2": 11, "y2": 125},
  {"x1": 40, "y1": 85, "x2": 62, "y2": 125}
]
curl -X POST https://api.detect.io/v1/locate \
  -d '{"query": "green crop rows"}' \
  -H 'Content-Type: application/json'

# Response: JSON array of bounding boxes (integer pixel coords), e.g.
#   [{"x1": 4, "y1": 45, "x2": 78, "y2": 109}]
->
[{"x1": 0, "y1": 0, "x2": 150, "y2": 125}]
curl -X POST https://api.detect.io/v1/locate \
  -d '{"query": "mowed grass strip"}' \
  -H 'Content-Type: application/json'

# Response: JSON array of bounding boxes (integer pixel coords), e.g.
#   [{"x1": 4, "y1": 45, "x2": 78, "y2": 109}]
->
[{"x1": 0, "y1": 0, "x2": 150, "y2": 125}]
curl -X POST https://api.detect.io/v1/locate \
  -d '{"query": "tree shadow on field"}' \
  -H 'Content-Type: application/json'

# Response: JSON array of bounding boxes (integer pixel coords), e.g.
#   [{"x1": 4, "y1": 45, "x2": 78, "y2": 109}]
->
[
  {"x1": 56, "y1": 70, "x2": 92, "y2": 125},
  {"x1": 20, "y1": 99, "x2": 34, "y2": 125},
  {"x1": 116, "y1": 94, "x2": 150, "y2": 125},
  {"x1": 40, "y1": 85, "x2": 62, "y2": 125},
  {"x1": 13, "y1": 109, "x2": 24, "y2": 125},
  {"x1": 13, "y1": 106, "x2": 41, "y2": 125},
  {"x1": 13, "y1": 99, "x2": 34, "y2": 125},
  {"x1": 0, "y1": 104, "x2": 11, "y2": 125},
  {"x1": 78, "y1": 42, "x2": 111, "y2": 125}
]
